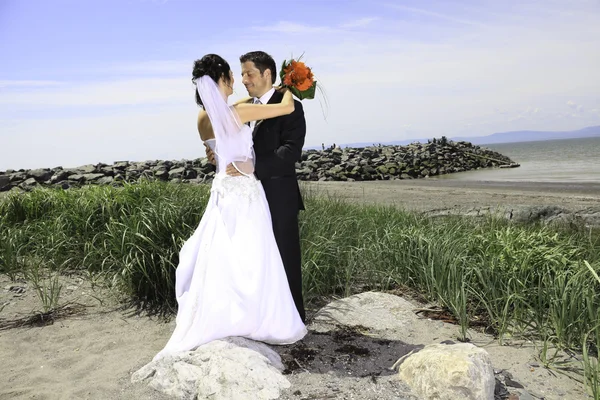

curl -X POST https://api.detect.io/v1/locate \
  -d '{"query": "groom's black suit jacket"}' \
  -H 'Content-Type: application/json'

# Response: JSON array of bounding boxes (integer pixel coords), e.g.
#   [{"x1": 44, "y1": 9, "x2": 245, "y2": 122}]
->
[
  {"x1": 252, "y1": 90, "x2": 305, "y2": 211},
  {"x1": 252, "y1": 89, "x2": 306, "y2": 322}
]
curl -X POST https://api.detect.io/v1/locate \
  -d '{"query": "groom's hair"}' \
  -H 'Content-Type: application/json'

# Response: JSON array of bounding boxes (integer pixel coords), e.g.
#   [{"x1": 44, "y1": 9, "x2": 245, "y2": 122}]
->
[{"x1": 240, "y1": 51, "x2": 277, "y2": 84}]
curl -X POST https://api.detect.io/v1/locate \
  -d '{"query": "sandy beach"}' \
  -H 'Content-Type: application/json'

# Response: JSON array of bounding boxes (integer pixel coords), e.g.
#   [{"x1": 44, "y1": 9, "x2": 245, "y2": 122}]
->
[
  {"x1": 1, "y1": 179, "x2": 599, "y2": 399},
  {"x1": 302, "y1": 179, "x2": 600, "y2": 226},
  {"x1": 302, "y1": 179, "x2": 600, "y2": 211},
  {"x1": 0, "y1": 274, "x2": 175, "y2": 400}
]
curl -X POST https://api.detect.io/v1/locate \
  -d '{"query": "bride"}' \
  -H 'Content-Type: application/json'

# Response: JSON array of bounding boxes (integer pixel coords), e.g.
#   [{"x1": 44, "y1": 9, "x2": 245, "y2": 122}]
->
[{"x1": 153, "y1": 54, "x2": 307, "y2": 361}]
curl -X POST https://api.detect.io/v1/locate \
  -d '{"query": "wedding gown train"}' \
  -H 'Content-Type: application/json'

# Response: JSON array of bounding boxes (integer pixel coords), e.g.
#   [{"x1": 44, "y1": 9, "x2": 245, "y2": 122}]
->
[{"x1": 153, "y1": 138, "x2": 307, "y2": 361}]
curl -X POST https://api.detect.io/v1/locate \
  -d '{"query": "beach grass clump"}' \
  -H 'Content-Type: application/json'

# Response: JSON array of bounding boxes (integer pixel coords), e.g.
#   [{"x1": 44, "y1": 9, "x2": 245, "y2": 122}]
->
[
  {"x1": 0, "y1": 182, "x2": 210, "y2": 308},
  {"x1": 1, "y1": 181, "x2": 599, "y2": 395},
  {"x1": 300, "y1": 191, "x2": 599, "y2": 343}
]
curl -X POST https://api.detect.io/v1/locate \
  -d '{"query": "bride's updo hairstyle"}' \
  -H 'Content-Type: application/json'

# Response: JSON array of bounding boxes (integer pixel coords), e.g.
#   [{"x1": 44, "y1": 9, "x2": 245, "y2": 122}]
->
[{"x1": 192, "y1": 54, "x2": 232, "y2": 107}]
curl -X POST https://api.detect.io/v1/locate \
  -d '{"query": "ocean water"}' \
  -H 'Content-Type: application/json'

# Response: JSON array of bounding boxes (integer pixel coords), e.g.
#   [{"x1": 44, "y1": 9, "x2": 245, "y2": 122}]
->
[{"x1": 433, "y1": 136, "x2": 600, "y2": 183}]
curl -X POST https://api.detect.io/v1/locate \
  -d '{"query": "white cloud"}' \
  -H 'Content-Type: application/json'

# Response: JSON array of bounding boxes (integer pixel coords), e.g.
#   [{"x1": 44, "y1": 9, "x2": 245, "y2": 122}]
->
[
  {"x1": 0, "y1": 77, "x2": 192, "y2": 107},
  {"x1": 339, "y1": 17, "x2": 379, "y2": 29},
  {"x1": 252, "y1": 21, "x2": 331, "y2": 34},
  {"x1": 384, "y1": 4, "x2": 487, "y2": 27},
  {"x1": 137, "y1": 0, "x2": 170, "y2": 4},
  {"x1": 251, "y1": 17, "x2": 380, "y2": 35},
  {"x1": 565, "y1": 101, "x2": 587, "y2": 114},
  {"x1": 521, "y1": 106, "x2": 541, "y2": 115},
  {"x1": 100, "y1": 60, "x2": 190, "y2": 76},
  {"x1": 0, "y1": 80, "x2": 63, "y2": 88}
]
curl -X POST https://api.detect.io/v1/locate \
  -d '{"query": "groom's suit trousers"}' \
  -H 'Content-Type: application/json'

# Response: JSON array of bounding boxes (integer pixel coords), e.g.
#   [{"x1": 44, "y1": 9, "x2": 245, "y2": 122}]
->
[{"x1": 260, "y1": 177, "x2": 305, "y2": 323}]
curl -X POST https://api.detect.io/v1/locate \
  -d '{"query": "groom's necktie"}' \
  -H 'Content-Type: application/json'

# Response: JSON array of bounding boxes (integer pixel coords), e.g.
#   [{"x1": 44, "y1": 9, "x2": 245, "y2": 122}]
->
[{"x1": 250, "y1": 98, "x2": 261, "y2": 130}]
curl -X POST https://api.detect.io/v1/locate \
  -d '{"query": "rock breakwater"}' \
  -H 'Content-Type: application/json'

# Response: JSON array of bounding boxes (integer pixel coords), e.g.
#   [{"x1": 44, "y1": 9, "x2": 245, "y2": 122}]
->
[{"x1": 0, "y1": 139, "x2": 516, "y2": 192}]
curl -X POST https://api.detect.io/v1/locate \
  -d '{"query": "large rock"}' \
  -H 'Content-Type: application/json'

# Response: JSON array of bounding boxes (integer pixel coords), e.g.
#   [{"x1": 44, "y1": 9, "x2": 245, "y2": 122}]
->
[
  {"x1": 309, "y1": 291, "x2": 421, "y2": 333},
  {"x1": 9, "y1": 172, "x2": 26, "y2": 182},
  {"x1": 82, "y1": 173, "x2": 105, "y2": 182},
  {"x1": 67, "y1": 174, "x2": 85, "y2": 183},
  {"x1": 168, "y1": 167, "x2": 186, "y2": 179},
  {"x1": 512, "y1": 205, "x2": 566, "y2": 225},
  {"x1": 397, "y1": 342, "x2": 495, "y2": 400},
  {"x1": 100, "y1": 166, "x2": 115, "y2": 176},
  {"x1": 28, "y1": 168, "x2": 53, "y2": 182},
  {"x1": 77, "y1": 164, "x2": 97, "y2": 174},
  {"x1": 49, "y1": 170, "x2": 73, "y2": 184},
  {"x1": 19, "y1": 177, "x2": 39, "y2": 190},
  {"x1": 96, "y1": 176, "x2": 114, "y2": 185},
  {"x1": 113, "y1": 161, "x2": 130, "y2": 170},
  {"x1": 0, "y1": 175, "x2": 10, "y2": 191},
  {"x1": 131, "y1": 337, "x2": 290, "y2": 400}
]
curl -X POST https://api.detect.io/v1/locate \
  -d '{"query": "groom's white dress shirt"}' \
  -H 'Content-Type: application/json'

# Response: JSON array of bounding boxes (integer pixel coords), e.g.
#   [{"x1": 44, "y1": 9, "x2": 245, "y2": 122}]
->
[
  {"x1": 250, "y1": 87, "x2": 276, "y2": 130},
  {"x1": 256, "y1": 87, "x2": 275, "y2": 105}
]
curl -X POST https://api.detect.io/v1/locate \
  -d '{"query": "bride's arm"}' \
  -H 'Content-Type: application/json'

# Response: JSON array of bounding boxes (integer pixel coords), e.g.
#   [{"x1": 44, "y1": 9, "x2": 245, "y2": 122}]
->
[
  {"x1": 196, "y1": 110, "x2": 215, "y2": 141},
  {"x1": 233, "y1": 89, "x2": 294, "y2": 124},
  {"x1": 231, "y1": 96, "x2": 252, "y2": 106}
]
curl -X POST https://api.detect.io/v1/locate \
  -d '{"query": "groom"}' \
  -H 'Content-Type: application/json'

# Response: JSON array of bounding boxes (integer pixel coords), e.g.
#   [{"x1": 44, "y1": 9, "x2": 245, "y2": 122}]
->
[{"x1": 206, "y1": 51, "x2": 307, "y2": 323}]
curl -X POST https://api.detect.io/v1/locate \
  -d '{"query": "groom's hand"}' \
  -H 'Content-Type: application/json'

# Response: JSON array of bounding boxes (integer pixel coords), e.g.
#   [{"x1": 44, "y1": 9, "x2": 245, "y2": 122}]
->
[
  {"x1": 204, "y1": 143, "x2": 216, "y2": 165},
  {"x1": 225, "y1": 163, "x2": 243, "y2": 176}
]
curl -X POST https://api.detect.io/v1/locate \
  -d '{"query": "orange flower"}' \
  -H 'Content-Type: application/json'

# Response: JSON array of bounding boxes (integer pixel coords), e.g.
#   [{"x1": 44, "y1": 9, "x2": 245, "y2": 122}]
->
[
  {"x1": 295, "y1": 77, "x2": 313, "y2": 91},
  {"x1": 282, "y1": 60, "x2": 314, "y2": 91},
  {"x1": 283, "y1": 72, "x2": 293, "y2": 86}
]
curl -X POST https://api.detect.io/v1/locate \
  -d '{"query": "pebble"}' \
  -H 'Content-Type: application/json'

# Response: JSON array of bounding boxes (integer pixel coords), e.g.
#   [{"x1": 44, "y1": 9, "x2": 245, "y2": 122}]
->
[
  {"x1": 9, "y1": 286, "x2": 26, "y2": 294},
  {"x1": 516, "y1": 389, "x2": 535, "y2": 400},
  {"x1": 505, "y1": 377, "x2": 525, "y2": 389}
]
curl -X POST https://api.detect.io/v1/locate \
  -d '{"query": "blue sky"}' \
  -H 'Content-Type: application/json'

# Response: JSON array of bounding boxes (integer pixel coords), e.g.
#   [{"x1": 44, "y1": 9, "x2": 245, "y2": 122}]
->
[{"x1": 1, "y1": 0, "x2": 599, "y2": 170}]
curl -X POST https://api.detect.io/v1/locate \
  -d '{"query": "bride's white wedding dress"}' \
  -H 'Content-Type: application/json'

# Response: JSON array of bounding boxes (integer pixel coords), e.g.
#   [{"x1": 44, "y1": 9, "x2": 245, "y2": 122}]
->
[{"x1": 153, "y1": 79, "x2": 307, "y2": 361}]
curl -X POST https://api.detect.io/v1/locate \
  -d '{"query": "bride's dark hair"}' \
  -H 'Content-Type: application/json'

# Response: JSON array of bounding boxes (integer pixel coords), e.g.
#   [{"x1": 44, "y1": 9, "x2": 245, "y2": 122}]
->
[{"x1": 192, "y1": 54, "x2": 232, "y2": 107}]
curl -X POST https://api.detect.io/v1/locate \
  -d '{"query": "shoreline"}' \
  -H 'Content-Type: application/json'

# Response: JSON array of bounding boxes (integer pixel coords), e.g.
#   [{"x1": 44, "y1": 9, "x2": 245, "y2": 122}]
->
[{"x1": 301, "y1": 178, "x2": 600, "y2": 227}]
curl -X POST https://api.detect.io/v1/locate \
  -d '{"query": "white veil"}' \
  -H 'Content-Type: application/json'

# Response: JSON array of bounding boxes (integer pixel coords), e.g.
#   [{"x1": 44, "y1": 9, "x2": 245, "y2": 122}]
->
[{"x1": 195, "y1": 75, "x2": 254, "y2": 174}]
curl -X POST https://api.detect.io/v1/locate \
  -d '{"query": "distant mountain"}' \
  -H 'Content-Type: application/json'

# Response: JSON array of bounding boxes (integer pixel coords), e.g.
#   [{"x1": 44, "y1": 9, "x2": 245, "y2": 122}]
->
[
  {"x1": 308, "y1": 125, "x2": 600, "y2": 149},
  {"x1": 452, "y1": 125, "x2": 600, "y2": 145}
]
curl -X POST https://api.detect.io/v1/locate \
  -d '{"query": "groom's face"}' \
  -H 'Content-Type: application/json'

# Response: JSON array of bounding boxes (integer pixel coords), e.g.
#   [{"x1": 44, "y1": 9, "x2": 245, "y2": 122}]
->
[{"x1": 241, "y1": 61, "x2": 271, "y2": 98}]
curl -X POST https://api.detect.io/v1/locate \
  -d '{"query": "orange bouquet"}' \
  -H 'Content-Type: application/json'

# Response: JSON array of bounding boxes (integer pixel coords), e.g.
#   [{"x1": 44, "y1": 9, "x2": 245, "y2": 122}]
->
[{"x1": 279, "y1": 56, "x2": 317, "y2": 100}]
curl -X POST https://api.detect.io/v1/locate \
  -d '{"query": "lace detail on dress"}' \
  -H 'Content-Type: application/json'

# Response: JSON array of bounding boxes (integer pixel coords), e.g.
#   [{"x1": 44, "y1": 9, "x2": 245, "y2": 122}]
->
[{"x1": 210, "y1": 174, "x2": 261, "y2": 203}]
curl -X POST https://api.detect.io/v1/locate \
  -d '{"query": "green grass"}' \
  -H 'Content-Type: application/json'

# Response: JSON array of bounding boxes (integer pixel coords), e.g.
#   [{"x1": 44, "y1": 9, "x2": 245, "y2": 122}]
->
[
  {"x1": 1, "y1": 181, "x2": 599, "y2": 396},
  {"x1": 0, "y1": 182, "x2": 211, "y2": 309}
]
